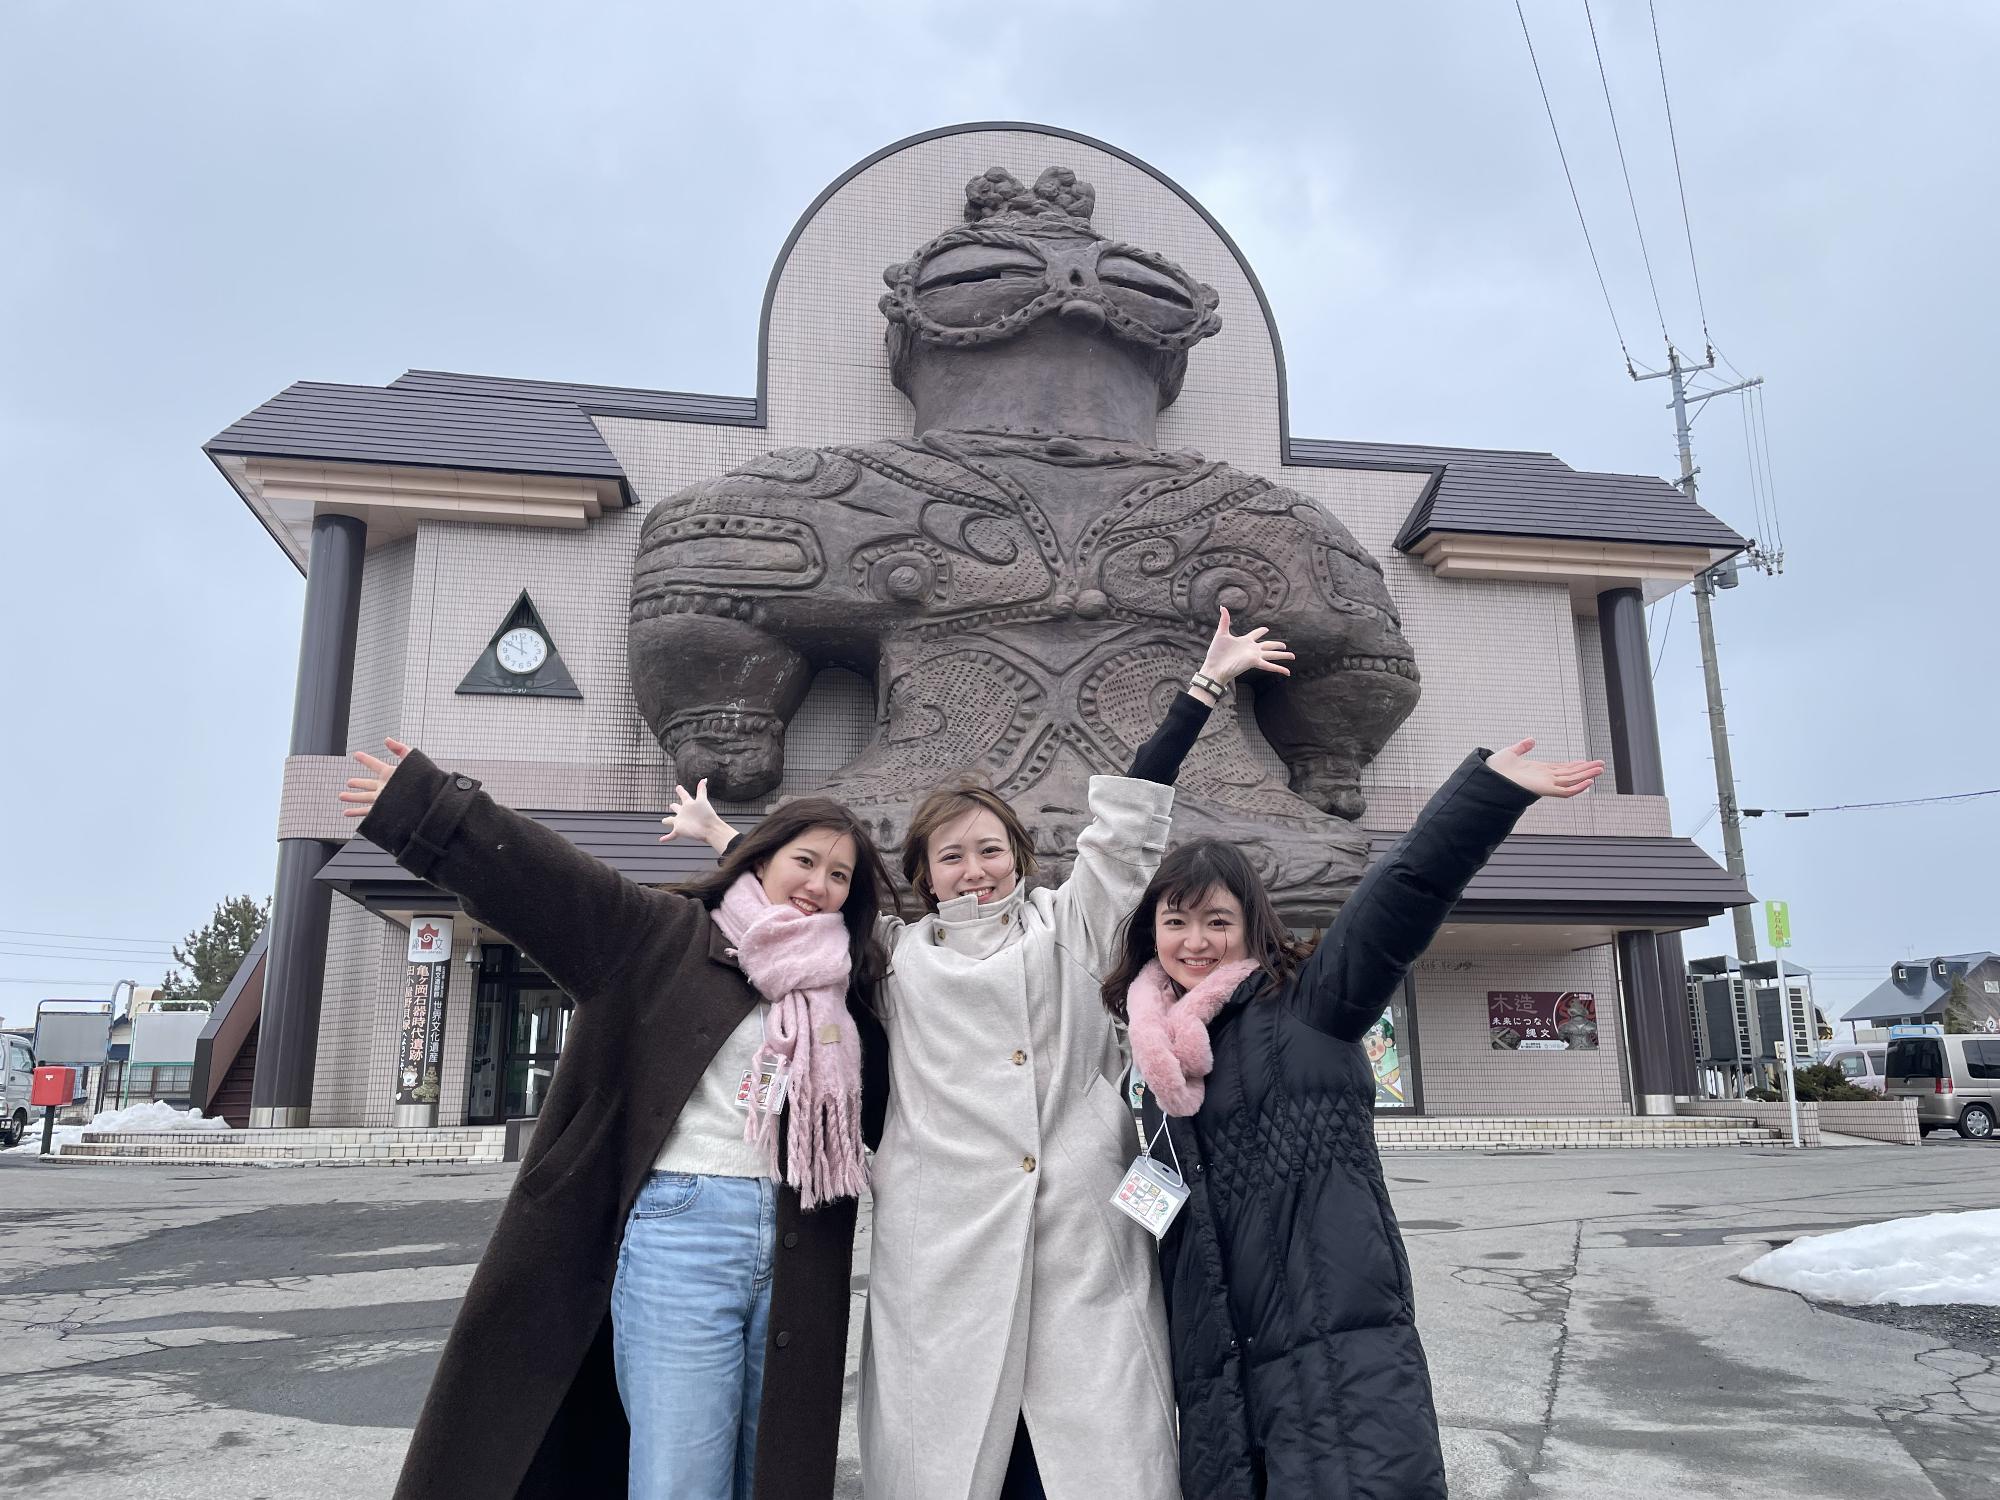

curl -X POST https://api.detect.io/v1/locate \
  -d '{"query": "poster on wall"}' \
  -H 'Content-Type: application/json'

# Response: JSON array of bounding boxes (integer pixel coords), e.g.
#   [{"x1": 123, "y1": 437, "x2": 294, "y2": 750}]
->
[
  {"x1": 1488, "y1": 991, "x2": 1599, "y2": 1052},
  {"x1": 1364, "y1": 1008, "x2": 1409, "y2": 1107},
  {"x1": 395, "y1": 917, "x2": 454, "y2": 1109}
]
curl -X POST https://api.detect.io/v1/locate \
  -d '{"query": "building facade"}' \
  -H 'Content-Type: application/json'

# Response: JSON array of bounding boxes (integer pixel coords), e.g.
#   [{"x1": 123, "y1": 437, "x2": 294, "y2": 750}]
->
[{"x1": 206, "y1": 123, "x2": 1749, "y2": 1129}]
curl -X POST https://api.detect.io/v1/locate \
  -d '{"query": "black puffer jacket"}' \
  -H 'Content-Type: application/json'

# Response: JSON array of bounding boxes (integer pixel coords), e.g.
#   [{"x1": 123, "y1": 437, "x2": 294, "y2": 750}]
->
[{"x1": 1143, "y1": 752, "x2": 1536, "y2": 1500}]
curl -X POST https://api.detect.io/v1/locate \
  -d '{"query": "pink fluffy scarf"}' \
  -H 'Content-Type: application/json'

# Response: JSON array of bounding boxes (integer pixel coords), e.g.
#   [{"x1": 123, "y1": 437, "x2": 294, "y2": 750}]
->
[
  {"x1": 712, "y1": 872, "x2": 864, "y2": 1209},
  {"x1": 1125, "y1": 957, "x2": 1261, "y2": 1117}
]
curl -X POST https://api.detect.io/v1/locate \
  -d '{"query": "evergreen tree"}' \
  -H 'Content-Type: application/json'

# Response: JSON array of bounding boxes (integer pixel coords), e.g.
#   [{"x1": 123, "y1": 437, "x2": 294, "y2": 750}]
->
[
  {"x1": 158, "y1": 895, "x2": 269, "y2": 1008},
  {"x1": 1942, "y1": 975, "x2": 1979, "y2": 1034}
]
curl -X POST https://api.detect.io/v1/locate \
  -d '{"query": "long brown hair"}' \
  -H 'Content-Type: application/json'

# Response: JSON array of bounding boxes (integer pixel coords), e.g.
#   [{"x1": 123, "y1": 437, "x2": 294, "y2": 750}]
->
[
  {"x1": 1100, "y1": 838, "x2": 1309, "y2": 1020},
  {"x1": 901, "y1": 778, "x2": 1037, "y2": 912},
  {"x1": 673, "y1": 797, "x2": 896, "y2": 1012}
]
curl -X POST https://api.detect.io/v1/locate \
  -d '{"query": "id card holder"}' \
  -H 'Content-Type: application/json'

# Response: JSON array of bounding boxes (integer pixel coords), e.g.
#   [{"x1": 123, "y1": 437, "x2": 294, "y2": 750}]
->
[
  {"x1": 1111, "y1": 1153, "x2": 1190, "y2": 1239},
  {"x1": 736, "y1": 1051, "x2": 790, "y2": 1116}
]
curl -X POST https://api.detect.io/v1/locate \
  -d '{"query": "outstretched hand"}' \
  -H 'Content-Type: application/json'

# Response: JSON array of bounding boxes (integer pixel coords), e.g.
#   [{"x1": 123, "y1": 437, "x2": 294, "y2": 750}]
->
[
  {"x1": 661, "y1": 779, "x2": 735, "y2": 854},
  {"x1": 1199, "y1": 607, "x2": 1295, "y2": 687},
  {"x1": 1486, "y1": 739, "x2": 1605, "y2": 800},
  {"x1": 340, "y1": 738, "x2": 412, "y2": 818}
]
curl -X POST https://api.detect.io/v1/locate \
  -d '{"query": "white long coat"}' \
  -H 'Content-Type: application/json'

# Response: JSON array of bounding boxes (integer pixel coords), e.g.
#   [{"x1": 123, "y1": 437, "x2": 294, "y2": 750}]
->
[{"x1": 859, "y1": 776, "x2": 1183, "y2": 1500}]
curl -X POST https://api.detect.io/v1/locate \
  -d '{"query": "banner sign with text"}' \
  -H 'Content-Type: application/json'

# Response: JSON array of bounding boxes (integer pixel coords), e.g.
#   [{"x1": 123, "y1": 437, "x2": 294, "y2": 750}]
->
[
  {"x1": 395, "y1": 917, "x2": 454, "y2": 1108},
  {"x1": 1488, "y1": 991, "x2": 1599, "y2": 1052}
]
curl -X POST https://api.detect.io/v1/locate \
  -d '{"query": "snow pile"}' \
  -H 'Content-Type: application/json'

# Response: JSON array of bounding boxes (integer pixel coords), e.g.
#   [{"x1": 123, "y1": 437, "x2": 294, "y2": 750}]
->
[
  {"x1": 1742, "y1": 1210, "x2": 2000, "y2": 1306},
  {"x1": 4, "y1": 1100, "x2": 232, "y2": 1155}
]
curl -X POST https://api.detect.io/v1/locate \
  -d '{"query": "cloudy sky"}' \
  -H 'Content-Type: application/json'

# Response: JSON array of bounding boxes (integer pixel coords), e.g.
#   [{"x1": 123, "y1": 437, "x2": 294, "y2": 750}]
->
[{"x1": 3, "y1": 1, "x2": 1994, "y2": 1031}]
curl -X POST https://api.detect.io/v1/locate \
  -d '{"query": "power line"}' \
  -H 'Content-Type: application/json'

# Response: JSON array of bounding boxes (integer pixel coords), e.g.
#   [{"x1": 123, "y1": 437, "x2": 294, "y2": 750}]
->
[
  {"x1": 0, "y1": 926, "x2": 176, "y2": 946},
  {"x1": 0, "y1": 949, "x2": 169, "y2": 965},
  {"x1": 1647, "y1": 0, "x2": 1713, "y2": 351},
  {"x1": 1583, "y1": 0, "x2": 1671, "y2": 344},
  {"x1": 1752, "y1": 383, "x2": 1785, "y2": 554},
  {"x1": 1515, "y1": 0, "x2": 1635, "y2": 370},
  {"x1": 1650, "y1": 590, "x2": 1677, "y2": 678},
  {"x1": 1744, "y1": 788, "x2": 2000, "y2": 817}
]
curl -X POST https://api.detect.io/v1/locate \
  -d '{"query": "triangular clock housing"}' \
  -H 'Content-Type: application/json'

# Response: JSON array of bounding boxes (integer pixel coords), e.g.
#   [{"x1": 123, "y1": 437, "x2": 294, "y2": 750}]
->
[{"x1": 456, "y1": 591, "x2": 581, "y2": 699}]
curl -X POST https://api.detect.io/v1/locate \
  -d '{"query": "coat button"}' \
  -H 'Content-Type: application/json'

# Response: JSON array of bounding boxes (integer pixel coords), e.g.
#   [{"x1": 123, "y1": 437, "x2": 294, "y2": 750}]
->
[
  {"x1": 1000, "y1": 913, "x2": 1011, "y2": 925},
  {"x1": 775, "y1": 1331, "x2": 792, "y2": 1348},
  {"x1": 783, "y1": 1231, "x2": 798, "y2": 1249},
  {"x1": 1011, "y1": 1050, "x2": 1027, "y2": 1066},
  {"x1": 1022, "y1": 1155, "x2": 1037, "y2": 1172},
  {"x1": 933, "y1": 929, "x2": 944, "y2": 945}
]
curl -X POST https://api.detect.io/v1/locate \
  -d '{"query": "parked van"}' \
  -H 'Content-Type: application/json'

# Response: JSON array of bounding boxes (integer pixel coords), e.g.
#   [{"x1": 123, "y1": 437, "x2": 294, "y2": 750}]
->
[
  {"x1": 2, "y1": 1033, "x2": 35, "y2": 1147},
  {"x1": 1885, "y1": 1033, "x2": 2000, "y2": 1139},
  {"x1": 1821, "y1": 1043, "x2": 1889, "y2": 1093}
]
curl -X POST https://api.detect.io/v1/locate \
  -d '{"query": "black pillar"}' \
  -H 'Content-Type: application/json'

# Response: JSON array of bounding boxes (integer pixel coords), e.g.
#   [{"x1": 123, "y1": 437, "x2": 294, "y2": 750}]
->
[
  {"x1": 1598, "y1": 587, "x2": 1696, "y2": 1111},
  {"x1": 1596, "y1": 586, "x2": 1665, "y2": 796},
  {"x1": 251, "y1": 512, "x2": 366, "y2": 1128}
]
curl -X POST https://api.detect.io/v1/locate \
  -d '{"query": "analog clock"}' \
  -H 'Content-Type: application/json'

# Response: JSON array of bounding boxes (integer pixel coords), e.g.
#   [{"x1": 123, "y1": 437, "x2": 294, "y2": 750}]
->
[{"x1": 495, "y1": 626, "x2": 550, "y2": 676}]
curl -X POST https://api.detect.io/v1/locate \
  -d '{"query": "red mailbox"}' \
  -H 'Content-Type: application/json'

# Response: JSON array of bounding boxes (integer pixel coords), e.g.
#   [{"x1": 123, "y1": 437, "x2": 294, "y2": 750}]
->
[{"x1": 30, "y1": 1066, "x2": 76, "y2": 1107}]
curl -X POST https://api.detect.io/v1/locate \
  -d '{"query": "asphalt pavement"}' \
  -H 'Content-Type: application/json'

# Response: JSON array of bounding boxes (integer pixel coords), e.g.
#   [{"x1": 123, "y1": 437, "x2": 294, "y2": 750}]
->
[{"x1": 3, "y1": 1136, "x2": 1996, "y2": 1498}]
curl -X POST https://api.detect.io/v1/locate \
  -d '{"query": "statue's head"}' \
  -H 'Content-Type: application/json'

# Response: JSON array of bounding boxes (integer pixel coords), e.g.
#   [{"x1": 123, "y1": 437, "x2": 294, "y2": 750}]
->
[{"x1": 880, "y1": 166, "x2": 1222, "y2": 408}]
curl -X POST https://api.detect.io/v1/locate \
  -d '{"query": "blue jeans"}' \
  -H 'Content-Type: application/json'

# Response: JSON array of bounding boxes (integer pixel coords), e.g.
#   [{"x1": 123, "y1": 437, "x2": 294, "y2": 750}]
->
[{"x1": 613, "y1": 1171, "x2": 778, "y2": 1500}]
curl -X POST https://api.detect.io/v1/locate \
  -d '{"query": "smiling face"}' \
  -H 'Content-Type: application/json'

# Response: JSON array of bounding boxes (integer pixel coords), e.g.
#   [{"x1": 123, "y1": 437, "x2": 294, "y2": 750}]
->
[
  {"x1": 755, "y1": 827, "x2": 858, "y2": 916},
  {"x1": 1153, "y1": 883, "x2": 1248, "y2": 991},
  {"x1": 924, "y1": 807, "x2": 1019, "y2": 906}
]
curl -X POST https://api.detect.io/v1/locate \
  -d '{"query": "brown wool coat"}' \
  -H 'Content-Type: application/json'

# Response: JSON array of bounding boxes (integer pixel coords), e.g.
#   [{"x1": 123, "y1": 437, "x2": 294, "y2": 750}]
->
[{"x1": 361, "y1": 751, "x2": 885, "y2": 1500}]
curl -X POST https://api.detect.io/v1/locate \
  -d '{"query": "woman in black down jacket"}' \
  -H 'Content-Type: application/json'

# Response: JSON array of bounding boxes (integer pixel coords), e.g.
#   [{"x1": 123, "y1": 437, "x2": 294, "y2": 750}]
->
[{"x1": 1102, "y1": 741, "x2": 1603, "y2": 1499}]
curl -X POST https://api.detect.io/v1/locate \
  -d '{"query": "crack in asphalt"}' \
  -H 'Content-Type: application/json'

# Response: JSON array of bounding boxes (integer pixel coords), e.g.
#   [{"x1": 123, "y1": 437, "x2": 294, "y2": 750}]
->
[{"x1": 1490, "y1": 1219, "x2": 1583, "y2": 1499}]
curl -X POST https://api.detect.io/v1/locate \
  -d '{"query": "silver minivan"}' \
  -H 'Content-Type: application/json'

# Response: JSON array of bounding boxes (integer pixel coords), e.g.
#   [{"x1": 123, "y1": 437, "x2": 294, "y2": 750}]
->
[
  {"x1": 1, "y1": 1033, "x2": 35, "y2": 1147},
  {"x1": 1885, "y1": 1033, "x2": 2000, "y2": 1139}
]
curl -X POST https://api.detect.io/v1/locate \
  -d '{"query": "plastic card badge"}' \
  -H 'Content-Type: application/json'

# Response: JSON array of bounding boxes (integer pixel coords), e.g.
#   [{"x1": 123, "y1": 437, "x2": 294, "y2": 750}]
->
[
  {"x1": 1112, "y1": 1154, "x2": 1189, "y2": 1239},
  {"x1": 736, "y1": 1052, "x2": 790, "y2": 1116}
]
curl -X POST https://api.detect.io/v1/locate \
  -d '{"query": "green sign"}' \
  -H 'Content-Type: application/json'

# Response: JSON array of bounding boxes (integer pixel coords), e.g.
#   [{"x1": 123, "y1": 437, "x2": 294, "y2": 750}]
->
[{"x1": 1766, "y1": 900, "x2": 1792, "y2": 950}]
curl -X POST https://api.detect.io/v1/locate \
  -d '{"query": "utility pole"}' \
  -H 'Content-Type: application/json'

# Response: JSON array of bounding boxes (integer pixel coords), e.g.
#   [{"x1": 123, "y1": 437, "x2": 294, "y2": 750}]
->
[{"x1": 1631, "y1": 345, "x2": 1776, "y2": 966}]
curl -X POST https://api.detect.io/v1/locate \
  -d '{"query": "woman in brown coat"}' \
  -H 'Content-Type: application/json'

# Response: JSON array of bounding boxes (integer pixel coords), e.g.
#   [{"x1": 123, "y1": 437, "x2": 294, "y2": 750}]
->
[{"x1": 341, "y1": 739, "x2": 895, "y2": 1500}]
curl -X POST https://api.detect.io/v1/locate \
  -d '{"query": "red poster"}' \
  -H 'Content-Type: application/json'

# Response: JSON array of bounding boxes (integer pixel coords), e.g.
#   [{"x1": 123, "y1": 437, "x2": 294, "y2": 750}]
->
[{"x1": 1488, "y1": 991, "x2": 1599, "y2": 1052}]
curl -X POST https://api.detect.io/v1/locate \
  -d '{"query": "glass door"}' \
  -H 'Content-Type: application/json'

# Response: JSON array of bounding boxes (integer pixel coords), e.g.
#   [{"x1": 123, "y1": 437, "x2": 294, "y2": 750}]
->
[
  {"x1": 502, "y1": 981, "x2": 569, "y2": 1120},
  {"x1": 464, "y1": 948, "x2": 572, "y2": 1124}
]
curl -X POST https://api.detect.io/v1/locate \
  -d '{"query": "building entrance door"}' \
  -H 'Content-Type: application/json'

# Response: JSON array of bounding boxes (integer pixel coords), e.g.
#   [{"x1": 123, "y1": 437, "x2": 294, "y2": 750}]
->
[{"x1": 465, "y1": 947, "x2": 572, "y2": 1125}]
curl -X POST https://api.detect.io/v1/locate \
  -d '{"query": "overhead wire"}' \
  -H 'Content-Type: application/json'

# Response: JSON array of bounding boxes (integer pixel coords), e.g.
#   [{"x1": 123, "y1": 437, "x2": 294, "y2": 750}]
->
[
  {"x1": 0, "y1": 926, "x2": 176, "y2": 946},
  {"x1": 1515, "y1": 0, "x2": 1635, "y2": 370},
  {"x1": 1738, "y1": 382, "x2": 1773, "y2": 548},
  {"x1": 1650, "y1": 591, "x2": 1677, "y2": 678},
  {"x1": 1582, "y1": 0, "x2": 1672, "y2": 344},
  {"x1": 1752, "y1": 383, "x2": 1785, "y2": 553},
  {"x1": 1743, "y1": 787, "x2": 2000, "y2": 817},
  {"x1": 1647, "y1": 0, "x2": 1713, "y2": 352}
]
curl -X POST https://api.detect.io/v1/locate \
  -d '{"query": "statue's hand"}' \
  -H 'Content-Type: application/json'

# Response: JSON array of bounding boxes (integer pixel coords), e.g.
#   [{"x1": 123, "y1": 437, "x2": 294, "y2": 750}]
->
[
  {"x1": 1287, "y1": 752, "x2": 1367, "y2": 821},
  {"x1": 673, "y1": 732, "x2": 784, "y2": 802}
]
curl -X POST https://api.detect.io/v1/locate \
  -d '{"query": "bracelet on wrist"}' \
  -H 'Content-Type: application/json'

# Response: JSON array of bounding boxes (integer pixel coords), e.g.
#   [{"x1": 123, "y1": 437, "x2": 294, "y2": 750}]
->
[{"x1": 1189, "y1": 671, "x2": 1226, "y2": 699}]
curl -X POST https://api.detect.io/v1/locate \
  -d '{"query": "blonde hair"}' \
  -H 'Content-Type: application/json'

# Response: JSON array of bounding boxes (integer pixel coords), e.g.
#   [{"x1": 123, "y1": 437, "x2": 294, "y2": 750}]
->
[{"x1": 902, "y1": 779, "x2": 1036, "y2": 911}]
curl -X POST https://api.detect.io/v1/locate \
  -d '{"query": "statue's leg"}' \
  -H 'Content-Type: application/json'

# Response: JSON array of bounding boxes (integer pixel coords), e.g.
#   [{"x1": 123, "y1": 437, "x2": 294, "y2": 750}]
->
[{"x1": 629, "y1": 614, "x2": 810, "y2": 801}]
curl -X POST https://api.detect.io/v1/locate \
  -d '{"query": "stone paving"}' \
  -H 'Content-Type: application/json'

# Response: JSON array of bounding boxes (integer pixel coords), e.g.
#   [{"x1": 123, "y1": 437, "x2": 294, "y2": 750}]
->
[{"x1": 3, "y1": 1138, "x2": 1997, "y2": 1498}]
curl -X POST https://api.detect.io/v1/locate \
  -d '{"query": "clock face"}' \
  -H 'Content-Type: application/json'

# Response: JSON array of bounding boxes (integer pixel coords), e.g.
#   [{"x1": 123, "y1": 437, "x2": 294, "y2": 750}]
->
[{"x1": 495, "y1": 626, "x2": 549, "y2": 676}]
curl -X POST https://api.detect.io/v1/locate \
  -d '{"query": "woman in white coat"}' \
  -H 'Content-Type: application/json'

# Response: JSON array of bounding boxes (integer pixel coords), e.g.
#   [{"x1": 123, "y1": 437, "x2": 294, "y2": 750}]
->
[{"x1": 868, "y1": 612, "x2": 1286, "y2": 1500}]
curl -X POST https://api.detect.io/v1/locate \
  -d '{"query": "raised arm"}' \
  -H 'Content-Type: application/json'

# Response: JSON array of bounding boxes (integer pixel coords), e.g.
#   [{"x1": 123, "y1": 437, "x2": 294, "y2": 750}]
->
[
  {"x1": 1053, "y1": 609, "x2": 1293, "y2": 970},
  {"x1": 345, "y1": 739, "x2": 664, "y2": 1001},
  {"x1": 1291, "y1": 741, "x2": 1603, "y2": 1043}
]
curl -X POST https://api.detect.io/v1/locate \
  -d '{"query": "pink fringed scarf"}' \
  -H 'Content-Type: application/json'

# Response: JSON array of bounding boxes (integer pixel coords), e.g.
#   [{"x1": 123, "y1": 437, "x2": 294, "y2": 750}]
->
[
  {"x1": 1125, "y1": 957, "x2": 1261, "y2": 1117},
  {"x1": 713, "y1": 872, "x2": 864, "y2": 1209}
]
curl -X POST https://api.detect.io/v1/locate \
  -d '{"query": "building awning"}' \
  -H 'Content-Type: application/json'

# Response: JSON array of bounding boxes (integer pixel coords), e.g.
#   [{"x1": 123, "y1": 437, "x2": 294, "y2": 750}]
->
[{"x1": 319, "y1": 812, "x2": 1751, "y2": 932}]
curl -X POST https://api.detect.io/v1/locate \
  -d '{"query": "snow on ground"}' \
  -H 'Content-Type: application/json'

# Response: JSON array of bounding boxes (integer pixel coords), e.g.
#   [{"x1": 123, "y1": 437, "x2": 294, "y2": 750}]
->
[
  {"x1": 1742, "y1": 1209, "x2": 2000, "y2": 1306},
  {"x1": 3, "y1": 1099, "x2": 232, "y2": 1155}
]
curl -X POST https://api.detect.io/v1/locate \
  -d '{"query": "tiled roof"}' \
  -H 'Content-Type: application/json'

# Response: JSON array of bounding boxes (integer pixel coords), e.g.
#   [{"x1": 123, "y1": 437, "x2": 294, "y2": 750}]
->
[
  {"x1": 1291, "y1": 437, "x2": 1745, "y2": 553},
  {"x1": 210, "y1": 370, "x2": 1745, "y2": 554},
  {"x1": 205, "y1": 380, "x2": 627, "y2": 484},
  {"x1": 322, "y1": 814, "x2": 1749, "y2": 925}
]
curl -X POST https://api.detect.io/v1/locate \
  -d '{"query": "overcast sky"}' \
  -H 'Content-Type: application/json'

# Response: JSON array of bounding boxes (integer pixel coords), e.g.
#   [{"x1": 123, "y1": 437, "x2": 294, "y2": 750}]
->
[{"x1": 3, "y1": 1, "x2": 1994, "y2": 1031}]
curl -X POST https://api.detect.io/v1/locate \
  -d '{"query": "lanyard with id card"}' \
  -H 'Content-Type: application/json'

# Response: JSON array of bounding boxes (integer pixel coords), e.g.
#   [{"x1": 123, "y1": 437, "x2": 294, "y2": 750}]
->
[
  {"x1": 1110, "y1": 1076, "x2": 1190, "y2": 1239},
  {"x1": 735, "y1": 1049, "x2": 790, "y2": 1117}
]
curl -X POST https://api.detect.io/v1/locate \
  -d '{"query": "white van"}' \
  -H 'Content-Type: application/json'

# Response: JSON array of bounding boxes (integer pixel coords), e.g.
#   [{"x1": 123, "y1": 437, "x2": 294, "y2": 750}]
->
[{"x1": 2, "y1": 1033, "x2": 35, "y2": 1147}]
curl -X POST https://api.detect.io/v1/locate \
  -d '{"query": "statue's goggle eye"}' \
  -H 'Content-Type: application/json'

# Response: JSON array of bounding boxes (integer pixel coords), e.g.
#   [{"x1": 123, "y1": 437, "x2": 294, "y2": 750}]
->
[
  {"x1": 1096, "y1": 254, "x2": 1196, "y2": 311},
  {"x1": 915, "y1": 244, "x2": 1046, "y2": 292}
]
